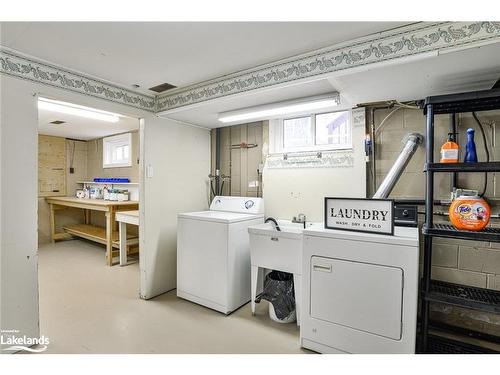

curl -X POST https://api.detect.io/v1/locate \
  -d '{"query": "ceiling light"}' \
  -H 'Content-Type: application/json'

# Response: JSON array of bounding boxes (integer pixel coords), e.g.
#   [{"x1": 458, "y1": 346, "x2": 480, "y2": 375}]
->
[
  {"x1": 38, "y1": 97, "x2": 120, "y2": 123},
  {"x1": 218, "y1": 94, "x2": 340, "y2": 124}
]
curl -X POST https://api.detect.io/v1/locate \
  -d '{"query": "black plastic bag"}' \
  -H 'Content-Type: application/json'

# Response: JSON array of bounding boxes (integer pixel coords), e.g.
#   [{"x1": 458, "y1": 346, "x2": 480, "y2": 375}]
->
[{"x1": 255, "y1": 270, "x2": 295, "y2": 320}]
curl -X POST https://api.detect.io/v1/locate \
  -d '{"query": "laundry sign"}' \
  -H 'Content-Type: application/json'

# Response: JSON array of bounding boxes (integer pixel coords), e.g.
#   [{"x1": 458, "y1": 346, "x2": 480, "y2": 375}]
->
[{"x1": 324, "y1": 197, "x2": 394, "y2": 235}]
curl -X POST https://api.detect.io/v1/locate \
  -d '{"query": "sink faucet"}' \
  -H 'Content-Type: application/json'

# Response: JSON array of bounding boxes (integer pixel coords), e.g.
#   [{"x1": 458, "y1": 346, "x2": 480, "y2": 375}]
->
[
  {"x1": 292, "y1": 213, "x2": 306, "y2": 228},
  {"x1": 265, "y1": 217, "x2": 281, "y2": 231}
]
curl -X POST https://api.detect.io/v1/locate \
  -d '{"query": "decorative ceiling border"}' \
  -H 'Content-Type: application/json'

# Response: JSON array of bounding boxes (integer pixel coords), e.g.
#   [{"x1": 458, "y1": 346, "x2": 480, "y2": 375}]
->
[
  {"x1": 156, "y1": 21, "x2": 500, "y2": 113},
  {"x1": 0, "y1": 47, "x2": 156, "y2": 112},
  {"x1": 2, "y1": 22, "x2": 500, "y2": 115}
]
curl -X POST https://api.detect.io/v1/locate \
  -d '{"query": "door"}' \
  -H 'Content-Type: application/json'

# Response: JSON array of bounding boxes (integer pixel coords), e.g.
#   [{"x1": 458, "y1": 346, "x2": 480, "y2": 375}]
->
[
  {"x1": 310, "y1": 256, "x2": 403, "y2": 340},
  {"x1": 139, "y1": 117, "x2": 210, "y2": 299}
]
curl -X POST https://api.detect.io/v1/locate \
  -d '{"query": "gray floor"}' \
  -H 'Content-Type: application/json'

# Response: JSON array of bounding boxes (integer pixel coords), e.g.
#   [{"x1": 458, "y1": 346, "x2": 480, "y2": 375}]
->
[{"x1": 38, "y1": 240, "x2": 307, "y2": 354}]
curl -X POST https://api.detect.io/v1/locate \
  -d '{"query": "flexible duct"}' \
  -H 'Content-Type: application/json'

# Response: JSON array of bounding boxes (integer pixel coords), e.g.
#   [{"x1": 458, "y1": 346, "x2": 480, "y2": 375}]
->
[{"x1": 373, "y1": 133, "x2": 423, "y2": 199}]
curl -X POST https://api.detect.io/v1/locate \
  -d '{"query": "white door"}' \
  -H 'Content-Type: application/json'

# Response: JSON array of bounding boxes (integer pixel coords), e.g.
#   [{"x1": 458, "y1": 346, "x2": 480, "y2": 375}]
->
[{"x1": 310, "y1": 256, "x2": 403, "y2": 340}]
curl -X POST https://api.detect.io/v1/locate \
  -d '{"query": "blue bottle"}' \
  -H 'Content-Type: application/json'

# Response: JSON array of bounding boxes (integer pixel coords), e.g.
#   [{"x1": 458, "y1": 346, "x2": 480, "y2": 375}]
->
[{"x1": 464, "y1": 128, "x2": 478, "y2": 163}]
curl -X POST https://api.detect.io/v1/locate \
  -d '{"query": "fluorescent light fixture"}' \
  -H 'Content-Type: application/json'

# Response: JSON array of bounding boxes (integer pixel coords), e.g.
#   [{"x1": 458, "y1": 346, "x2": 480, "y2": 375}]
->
[
  {"x1": 218, "y1": 93, "x2": 340, "y2": 123},
  {"x1": 38, "y1": 97, "x2": 120, "y2": 123}
]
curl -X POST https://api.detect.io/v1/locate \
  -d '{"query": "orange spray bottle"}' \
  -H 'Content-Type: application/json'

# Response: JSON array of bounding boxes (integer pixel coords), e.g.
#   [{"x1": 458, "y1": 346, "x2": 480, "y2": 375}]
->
[{"x1": 440, "y1": 132, "x2": 459, "y2": 163}]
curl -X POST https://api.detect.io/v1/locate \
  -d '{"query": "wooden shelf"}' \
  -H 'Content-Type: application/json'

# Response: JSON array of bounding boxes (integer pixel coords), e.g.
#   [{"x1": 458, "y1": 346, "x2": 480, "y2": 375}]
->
[{"x1": 63, "y1": 224, "x2": 138, "y2": 248}]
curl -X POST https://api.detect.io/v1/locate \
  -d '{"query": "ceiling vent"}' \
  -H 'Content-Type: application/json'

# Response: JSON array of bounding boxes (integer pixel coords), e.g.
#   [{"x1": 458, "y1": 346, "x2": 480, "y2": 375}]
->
[
  {"x1": 49, "y1": 120, "x2": 66, "y2": 125},
  {"x1": 149, "y1": 82, "x2": 177, "y2": 93}
]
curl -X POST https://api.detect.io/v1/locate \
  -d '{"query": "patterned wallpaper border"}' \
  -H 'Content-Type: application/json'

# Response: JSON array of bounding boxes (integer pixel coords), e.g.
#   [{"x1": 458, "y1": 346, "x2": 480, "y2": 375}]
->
[
  {"x1": 0, "y1": 48, "x2": 156, "y2": 112},
  {"x1": 2, "y1": 22, "x2": 500, "y2": 114},
  {"x1": 156, "y1": 21, "x2": 500, "y2": 112}
]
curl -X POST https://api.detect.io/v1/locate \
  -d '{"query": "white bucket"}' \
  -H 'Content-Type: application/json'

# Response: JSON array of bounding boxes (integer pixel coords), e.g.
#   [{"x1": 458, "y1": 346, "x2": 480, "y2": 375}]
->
[{"x1": 268, "y1": 302, "x2": 296, "y2": 324}]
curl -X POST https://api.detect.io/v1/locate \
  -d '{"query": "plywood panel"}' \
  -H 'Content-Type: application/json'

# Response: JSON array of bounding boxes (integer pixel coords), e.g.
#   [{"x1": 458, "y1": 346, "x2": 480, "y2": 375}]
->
[
  {"x1": 210, "y1": 122, "x2": 263, "y2": 199},
  {"x1": 229, "y1": 122, "x2": 263, "y2": 197},
  {"x1": 38, "y1": 135, "x2": 66, "y2": 196}
]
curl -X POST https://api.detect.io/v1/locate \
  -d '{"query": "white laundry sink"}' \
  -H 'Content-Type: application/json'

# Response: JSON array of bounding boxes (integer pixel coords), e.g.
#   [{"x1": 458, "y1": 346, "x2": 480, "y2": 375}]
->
[
  {"x1": 248, "y1": 221, "x2": 305, "y2": 274},
  {"x1": 248, "y1": 220, "x2": 313, "y2": 325}
]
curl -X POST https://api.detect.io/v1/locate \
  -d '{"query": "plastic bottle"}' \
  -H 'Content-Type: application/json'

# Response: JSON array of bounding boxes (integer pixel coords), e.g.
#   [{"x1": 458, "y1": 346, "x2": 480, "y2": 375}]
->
[
  {"x1": 449, "y1": 194, "x2": 490, "y2": 231},
  {"x1": 440, "y1": 132, "x2": 459, "y2": 163},
  {"x1": 464, "y1": 128, "x2": 478, "y2": 163}
]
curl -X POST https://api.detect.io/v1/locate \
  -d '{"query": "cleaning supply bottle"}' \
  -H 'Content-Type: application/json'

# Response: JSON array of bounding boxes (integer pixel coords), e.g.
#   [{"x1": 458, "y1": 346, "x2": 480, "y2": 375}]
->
[
  {"x1": 440, "y1": 132, "x2": 459, "y2": 163},
  {"x1": 464, "y1": 128, "x2": 478, "y2": 163}
]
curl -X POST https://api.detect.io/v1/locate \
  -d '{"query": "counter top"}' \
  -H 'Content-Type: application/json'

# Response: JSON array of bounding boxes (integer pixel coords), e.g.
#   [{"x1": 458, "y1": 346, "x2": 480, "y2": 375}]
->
[{"x1": 46, "y1": 196, "x2": 139, "y2": 206}]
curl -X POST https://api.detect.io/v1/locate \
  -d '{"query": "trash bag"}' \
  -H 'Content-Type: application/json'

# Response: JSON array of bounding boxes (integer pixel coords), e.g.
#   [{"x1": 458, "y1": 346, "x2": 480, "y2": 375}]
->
[{"x1": 255, "y1": 270, "x2": 295, "y2": 321}]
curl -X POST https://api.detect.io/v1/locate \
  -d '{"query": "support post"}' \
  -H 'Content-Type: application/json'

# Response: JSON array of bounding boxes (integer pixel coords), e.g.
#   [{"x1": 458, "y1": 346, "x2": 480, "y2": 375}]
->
[{"x1": 420, "y1": 104, "x2": 434, "y2": 352}]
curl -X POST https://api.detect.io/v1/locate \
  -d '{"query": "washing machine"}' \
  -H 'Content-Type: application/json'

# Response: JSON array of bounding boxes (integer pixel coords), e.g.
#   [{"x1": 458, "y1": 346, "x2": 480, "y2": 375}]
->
[
  {"x1": 177, "y1": 196, "x2": 264, "y2": 314},
  {"x1": 301, "y1": 224, "x2": 419, "y2": 353}
]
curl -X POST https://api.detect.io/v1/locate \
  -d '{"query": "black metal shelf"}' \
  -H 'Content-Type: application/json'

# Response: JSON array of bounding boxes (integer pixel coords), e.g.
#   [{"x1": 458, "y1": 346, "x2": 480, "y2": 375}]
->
[
  {"x1": 418, "y1": 87, "x2": 500, "y2": 115},
  {"x1": 423, "y1": 223, "x2": 500, "y2": 243},
  {"x1": 429, "y1": 320, "x2": 500, "y2": 345},
  {"x1": 419, "y1": 88, "x2": 500, "y2": 353},
  {"x1": 425, "y1": 334, "x2": 499, "y2": 354},
  {"x1": 423, "y1": 279, "x2": 500, "y2": 314},
  {"x1": 426, "y1": 162, "x2": 500, "y2": 173}
]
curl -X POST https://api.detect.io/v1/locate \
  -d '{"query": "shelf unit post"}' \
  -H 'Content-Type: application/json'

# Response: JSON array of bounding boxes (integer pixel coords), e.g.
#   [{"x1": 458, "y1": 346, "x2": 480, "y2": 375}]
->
[{"x1": 420, "y1": 103, "x2": 434, "y2": 352}]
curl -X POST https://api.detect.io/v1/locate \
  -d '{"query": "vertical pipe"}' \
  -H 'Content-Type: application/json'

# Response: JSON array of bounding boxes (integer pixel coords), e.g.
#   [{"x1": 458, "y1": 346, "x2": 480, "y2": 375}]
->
[
  {"x1": 450, "y1": 113, "x2": 457, "y2": 191},
  {"x1": 371, "y1": 108, "x2": 377, "y2": 195},
  {"x1": 215, "y1": 127, "x2": 221, "y2": 195},
  {"x1": 420, "y1": 104, "x2": 434, "y2": 352}
]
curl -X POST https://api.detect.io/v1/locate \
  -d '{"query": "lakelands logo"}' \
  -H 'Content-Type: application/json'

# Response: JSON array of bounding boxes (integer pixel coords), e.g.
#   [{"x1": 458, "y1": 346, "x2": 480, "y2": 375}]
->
[{"x1": 1, "y1": 329, "x2": 49, "y2": 353}]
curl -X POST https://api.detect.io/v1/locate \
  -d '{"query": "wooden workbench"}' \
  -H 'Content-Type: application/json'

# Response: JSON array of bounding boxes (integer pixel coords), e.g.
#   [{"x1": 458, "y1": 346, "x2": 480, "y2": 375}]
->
[{"x1": 45, "y1": 197, "x2": 139, "y2": 266}]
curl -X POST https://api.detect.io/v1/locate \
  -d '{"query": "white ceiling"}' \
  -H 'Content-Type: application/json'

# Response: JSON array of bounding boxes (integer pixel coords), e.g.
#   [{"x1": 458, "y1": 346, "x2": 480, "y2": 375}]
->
[
  {"x1": 38, "y1": 102, "x2": 139, "y2": 140},
  {"x1": 0, "y1": 22, "x2": 409, "y2": 94},
  {"x1": 164, "y1": 42, "x2": 500, "y2": 128},
  {"x1": 3, "y1": 22, "x2": 499, "y2": 131}
]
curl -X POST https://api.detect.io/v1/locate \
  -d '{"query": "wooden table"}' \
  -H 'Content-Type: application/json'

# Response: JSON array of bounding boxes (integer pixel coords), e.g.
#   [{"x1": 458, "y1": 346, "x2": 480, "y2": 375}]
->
[
  {"x1": 115, "y1": 210, "x2": 139, "y2": 266},
  {"x1": 46, "y1": 197, "x2": 139, "y2": 266}
]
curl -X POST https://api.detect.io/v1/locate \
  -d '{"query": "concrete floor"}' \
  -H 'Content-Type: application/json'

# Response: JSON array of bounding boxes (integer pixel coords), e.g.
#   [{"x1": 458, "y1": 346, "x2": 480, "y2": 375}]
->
[{"x1": 38, "y1": 240, "x2": 308, "y2": 354}]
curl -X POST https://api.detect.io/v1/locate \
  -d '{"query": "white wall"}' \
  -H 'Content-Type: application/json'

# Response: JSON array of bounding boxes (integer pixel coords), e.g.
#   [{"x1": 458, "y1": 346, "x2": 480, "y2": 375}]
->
[
  {"x1": 0, "y1": 73, "x2": 211, "y2": 347},
  {"x1": 0, "y1": 77, "x2": 40, "y2": 348},
  {"x1": 140, "y1": 118, "x2": 210, "y2": 299},
  {"x1": 262, "y1": 111, "x2": 366, "y2": 222}
]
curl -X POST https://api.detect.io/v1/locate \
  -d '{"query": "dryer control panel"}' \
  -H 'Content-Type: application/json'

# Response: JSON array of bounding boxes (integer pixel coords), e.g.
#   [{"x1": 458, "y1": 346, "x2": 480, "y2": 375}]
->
[{"x1": 210, "y1": 196, "x2": 264, "y2": 215}]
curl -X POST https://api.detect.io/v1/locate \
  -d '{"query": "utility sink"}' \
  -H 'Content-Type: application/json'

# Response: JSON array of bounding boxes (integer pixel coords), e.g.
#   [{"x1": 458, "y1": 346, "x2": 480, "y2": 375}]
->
[
  {"x1": 248, "y1": 220, "x2": 315, "y2": 325},
  {"x1": 248, "y1": 221, "x2": 306, "y2": 274}
]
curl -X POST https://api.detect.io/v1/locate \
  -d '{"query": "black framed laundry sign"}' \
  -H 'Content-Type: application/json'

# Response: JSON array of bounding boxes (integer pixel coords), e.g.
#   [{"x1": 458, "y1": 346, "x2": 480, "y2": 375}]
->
[{"x1": 324, "y1": 197, "x2": 394, "y2": 235}]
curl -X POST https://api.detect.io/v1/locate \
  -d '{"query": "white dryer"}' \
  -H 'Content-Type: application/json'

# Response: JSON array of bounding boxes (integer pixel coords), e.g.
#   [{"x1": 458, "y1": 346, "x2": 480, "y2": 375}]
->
[
  {"x1": 177, "y1": 196, "x2": 264, "y2": 314},
  {"x1": 301, "y1": 224, "x2": 419, "y2": 354}
]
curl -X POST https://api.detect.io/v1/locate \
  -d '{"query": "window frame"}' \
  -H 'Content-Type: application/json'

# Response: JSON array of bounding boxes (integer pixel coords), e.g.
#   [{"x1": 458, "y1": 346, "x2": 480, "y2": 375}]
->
[
  {"x1": 102, "y1": 132, "x2": 133, "y2": 168},
  {"x1": 269, "y1": 109, "x2": 352, "y2": 154}
]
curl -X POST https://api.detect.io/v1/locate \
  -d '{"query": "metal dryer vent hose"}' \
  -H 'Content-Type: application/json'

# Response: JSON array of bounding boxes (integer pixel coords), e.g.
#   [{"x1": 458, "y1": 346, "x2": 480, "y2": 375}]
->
[{"x1": 373, "y1": 133, "x2": 424, "y2": 199}]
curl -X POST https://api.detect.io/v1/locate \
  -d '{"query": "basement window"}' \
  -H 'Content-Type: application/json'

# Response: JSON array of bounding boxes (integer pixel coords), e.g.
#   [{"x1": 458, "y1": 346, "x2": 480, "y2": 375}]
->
[
  {"x1": 270, "y1": 110, "x2": 352, "y2": 154},
  {"x1": 103, "y1": 133, "x2": 132, "y2": 168}
]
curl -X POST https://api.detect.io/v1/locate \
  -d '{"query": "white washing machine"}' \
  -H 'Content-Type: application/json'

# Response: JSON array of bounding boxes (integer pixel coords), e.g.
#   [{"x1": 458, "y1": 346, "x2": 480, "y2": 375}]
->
[
  {"x1": 177, "y1": 196, "x2": 264, "y2": 314},
  {"x1": 301, "y1": 224, "x2": 419, "y2": 354}
]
